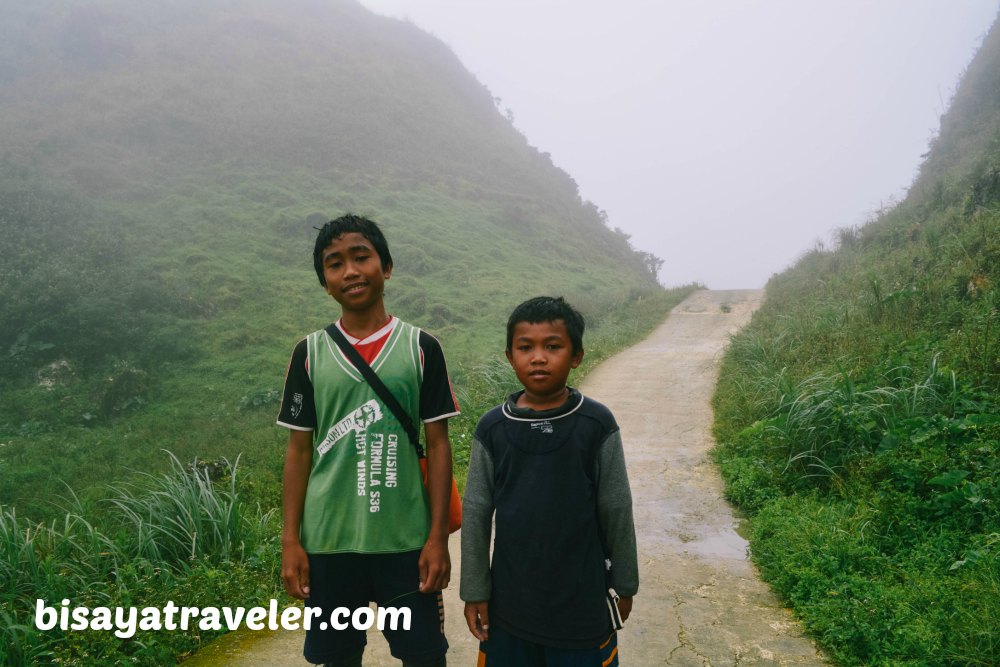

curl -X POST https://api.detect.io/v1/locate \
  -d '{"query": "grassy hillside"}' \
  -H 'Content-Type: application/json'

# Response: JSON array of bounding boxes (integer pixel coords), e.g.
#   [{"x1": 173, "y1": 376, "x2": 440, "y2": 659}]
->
[
  {"x1": 0, "y1": 1, "x2": 694, "y2": 662},
  {"x1": 0, "y1": 0, "x2": 671, "y2": 506},
  {"x1": 713, "y1": 15, "x2": 1000, "y2": 667}
]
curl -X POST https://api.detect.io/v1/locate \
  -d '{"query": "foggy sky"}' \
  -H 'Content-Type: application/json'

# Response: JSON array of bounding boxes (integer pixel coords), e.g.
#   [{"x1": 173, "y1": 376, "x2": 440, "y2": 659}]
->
[{"x1": 358, "y1": 0, "x2": 999, "y2": 288}]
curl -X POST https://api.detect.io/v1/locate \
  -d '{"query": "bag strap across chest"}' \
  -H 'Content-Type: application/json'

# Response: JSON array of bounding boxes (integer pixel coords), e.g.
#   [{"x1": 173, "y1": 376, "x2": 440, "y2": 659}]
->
[{"x1": 324, "y1": 323, "x2": 425, "y2": 458}]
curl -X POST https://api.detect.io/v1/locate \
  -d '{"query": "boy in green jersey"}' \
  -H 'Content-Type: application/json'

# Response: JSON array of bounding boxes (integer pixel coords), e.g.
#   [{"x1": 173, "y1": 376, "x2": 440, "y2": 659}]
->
[{"x1": 278, "y1": 215, "x2": 459, "y2": 667}]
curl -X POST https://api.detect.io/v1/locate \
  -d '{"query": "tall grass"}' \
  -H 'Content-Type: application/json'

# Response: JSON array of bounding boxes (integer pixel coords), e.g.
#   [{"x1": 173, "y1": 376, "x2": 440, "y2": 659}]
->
[
  {"x1": 716, "y1": 343, "x2": 1000, "y2": 664},
  {"x1": 106, "y1": 452, "x2": 256, "y2": 565},
  {"x1": 751, "y1": 360, "x2": 967, "y2": 485},
  {"x1": 712, "y1": 181, "x2": 1000, "y2": 663},
  {"x1": 0, "y1": 452, "x2": 280, "y2": 666}
]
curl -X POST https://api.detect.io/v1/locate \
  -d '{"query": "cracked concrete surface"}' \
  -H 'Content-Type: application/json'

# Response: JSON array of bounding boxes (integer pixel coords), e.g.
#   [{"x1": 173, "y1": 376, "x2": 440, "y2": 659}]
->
[{"x1": 186, "y1": 290, "x2": 826, "y2": 666}]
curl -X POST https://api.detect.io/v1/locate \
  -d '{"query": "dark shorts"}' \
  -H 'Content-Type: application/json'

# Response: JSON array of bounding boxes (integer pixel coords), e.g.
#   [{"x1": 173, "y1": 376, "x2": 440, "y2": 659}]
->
[
  {"x1": 478, "y1": 624, "x2": 619, "y2": 667},
  {"x1": 304, "y1": 550, "x2": 448, "y2": 665}
]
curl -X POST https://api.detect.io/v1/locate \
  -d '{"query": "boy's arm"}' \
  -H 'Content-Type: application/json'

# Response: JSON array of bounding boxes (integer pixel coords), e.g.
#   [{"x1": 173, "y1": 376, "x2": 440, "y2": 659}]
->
[
  {"x1": 418, "y1": 418, "x2": 452, "y2": 593},
  {"x1": 596, "y1": 429, "x2": 638, "y2": 617},
  {"x1": 282, "y1": 429, "x2": 313, "y2": 599},
  {"x1": 460, "y1": 435, "x2": 495, "y2": 639}
]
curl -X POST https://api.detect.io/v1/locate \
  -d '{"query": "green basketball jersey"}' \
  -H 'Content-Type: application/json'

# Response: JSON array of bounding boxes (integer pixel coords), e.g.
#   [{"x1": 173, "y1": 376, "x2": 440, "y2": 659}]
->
[{"x1": 301, "y1": 320, "x2": 429, "y2": 553}]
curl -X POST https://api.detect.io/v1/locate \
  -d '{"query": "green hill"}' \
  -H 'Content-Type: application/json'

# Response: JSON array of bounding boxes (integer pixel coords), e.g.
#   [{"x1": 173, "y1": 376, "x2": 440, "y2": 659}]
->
[
  {"x1": 713, "y1": 15, "x2": 1000, "y2": 666},
  {"x1": 0, "y1": 3, "x2": 693, "y2": 661},
  {"x1": 0, "y1": 0, "x2": 675, "y2": 503}
]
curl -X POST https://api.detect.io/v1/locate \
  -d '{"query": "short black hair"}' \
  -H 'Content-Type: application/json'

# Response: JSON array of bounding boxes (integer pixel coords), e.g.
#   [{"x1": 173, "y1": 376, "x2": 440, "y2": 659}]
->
[
  {"x1": 506, "y1": 296, "x2": 585, "y2": 355},
  {"x1": 313, "y1": 214, "x2": 393, "y2": 286}
]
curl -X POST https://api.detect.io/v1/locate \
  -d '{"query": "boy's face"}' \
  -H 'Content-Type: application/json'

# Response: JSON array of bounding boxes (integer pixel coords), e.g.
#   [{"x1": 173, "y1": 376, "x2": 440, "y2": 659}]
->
[
  {"x1": 506, "y1": 319, "x2": 583, "y2": 405},
  {"x1": 320, "y1": 232, "x2": 392, "y2": 313}
]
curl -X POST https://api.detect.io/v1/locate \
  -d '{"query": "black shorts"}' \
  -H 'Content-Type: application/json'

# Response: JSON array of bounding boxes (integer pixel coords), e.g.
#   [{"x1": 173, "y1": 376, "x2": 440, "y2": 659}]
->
[
  {"x1": 478, "y1": 624, "x2": 619, "y2": 667},
  {"x1": 304, "y1": 550, "x2": 448, "y2": 665}
]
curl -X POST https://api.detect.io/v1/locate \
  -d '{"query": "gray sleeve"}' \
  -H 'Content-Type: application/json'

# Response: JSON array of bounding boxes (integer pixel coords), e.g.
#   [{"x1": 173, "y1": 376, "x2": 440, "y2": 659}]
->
[
  {"x1": 460, "y1": 436, "x2": 495, "y2": 602},
  {"x1": 596, "y1": 429, "x2": 639, "y2": 597}
]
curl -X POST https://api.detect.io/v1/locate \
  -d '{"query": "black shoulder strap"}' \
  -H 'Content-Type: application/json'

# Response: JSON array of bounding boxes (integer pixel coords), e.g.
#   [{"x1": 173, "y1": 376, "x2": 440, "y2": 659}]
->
[{"x1": 325, "y1": 323, "x2": 425, "y2": 457}]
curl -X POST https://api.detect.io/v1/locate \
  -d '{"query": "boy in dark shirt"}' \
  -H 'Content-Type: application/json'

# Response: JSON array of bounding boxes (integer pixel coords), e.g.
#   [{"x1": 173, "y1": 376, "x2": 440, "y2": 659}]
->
[
  {"x1": 277, "y1": 215, "x2": 459, "y2": 667},
  {"x1": 460, "y1": 296, "x2": 638, "y2": 666}
]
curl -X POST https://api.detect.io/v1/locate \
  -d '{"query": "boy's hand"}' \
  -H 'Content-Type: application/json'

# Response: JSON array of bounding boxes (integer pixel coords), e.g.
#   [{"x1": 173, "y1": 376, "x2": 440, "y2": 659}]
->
[
  {"x1": 464, "y1": 601, "x2": 490, "y2": 641},
  {"x1": 282, "y1": 541, "x2": 311, "y2": 600},
  {"x1": 618, "y1": 595, "x2": 633, "y2": 621},
  {"x1": 418, "y1": 535, "x2": 451, "y2": 592}
]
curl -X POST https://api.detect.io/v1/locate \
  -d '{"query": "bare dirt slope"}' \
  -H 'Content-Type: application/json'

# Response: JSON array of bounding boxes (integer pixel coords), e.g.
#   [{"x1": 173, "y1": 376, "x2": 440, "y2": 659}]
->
[{"x1": 186, "y1": 289, "x2": 826, "y2": 666}]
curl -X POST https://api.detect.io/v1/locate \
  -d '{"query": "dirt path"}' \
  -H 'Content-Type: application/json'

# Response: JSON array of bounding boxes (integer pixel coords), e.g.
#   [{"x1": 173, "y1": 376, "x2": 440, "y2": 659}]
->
[{"x1": 186, "y1": 289, "x2": 825, "y2": 666}]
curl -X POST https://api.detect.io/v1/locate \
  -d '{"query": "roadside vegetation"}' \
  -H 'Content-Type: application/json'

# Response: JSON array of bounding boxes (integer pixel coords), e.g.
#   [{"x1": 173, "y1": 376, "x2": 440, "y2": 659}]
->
[{"x1": 713, "y1": 17, "x2": 1000, "y2": 666}]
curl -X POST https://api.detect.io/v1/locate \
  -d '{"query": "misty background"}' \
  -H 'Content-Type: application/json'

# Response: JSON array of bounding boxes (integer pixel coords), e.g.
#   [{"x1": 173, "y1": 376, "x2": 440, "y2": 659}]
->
[{"x1": 359, "y1": 0, "x2": 1000, "y2": 288}]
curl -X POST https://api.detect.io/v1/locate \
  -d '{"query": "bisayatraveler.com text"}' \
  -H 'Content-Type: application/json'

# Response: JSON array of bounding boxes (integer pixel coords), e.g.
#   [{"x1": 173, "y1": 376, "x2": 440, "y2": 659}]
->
[{"x1": 35, "y1": 599, "x2": 411, "y2": 638}]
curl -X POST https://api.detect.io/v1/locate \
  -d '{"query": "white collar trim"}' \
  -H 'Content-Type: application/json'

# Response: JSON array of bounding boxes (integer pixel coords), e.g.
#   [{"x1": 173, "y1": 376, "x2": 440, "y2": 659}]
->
[
  {"x1": 501, "y1": 391, "x2": 584, "y2": 422},
  {"x1": 336, "y1": 316, "x2": 396, "y2": 345}
]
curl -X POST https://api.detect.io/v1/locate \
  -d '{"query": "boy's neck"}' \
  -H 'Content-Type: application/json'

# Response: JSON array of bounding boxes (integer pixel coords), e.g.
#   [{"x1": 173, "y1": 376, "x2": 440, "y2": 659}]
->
[
  {"x1": 338, "y1": 305, "x2": 391, "y2": 340},
  {"x1": 515, "y1": 386, "x2": 571, "y2": 412}
]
